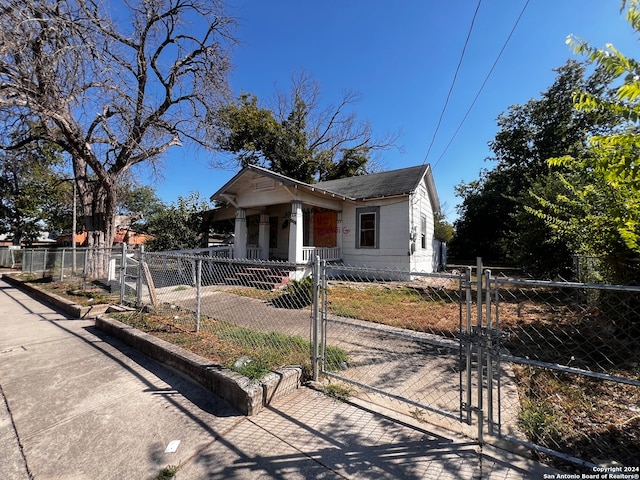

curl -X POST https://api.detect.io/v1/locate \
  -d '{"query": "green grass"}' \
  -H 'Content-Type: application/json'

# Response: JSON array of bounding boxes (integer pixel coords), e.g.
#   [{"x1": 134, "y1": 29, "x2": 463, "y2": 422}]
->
[
  {"x1": 156, "y1": 464, "x2": 181, "y2": 480},
  {"x1": 517, "y1": 398, "x2": 562, "y2": 445},
  {"x1": 324, "y1": 382, "x2": 354, "y2": 402}
]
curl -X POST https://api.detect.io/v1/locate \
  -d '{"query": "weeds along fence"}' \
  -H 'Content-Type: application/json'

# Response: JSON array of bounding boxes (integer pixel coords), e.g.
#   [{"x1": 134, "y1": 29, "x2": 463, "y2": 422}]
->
[
  {"x1": 485, "y1": 273, "x2": 640, "y2": 469},
  {"x1": 11, "y1": 246, "x2": 640, "y2": 470}
]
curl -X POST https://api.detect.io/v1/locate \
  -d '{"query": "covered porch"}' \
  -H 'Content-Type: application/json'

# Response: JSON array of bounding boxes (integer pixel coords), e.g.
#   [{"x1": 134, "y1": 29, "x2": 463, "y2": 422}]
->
[{"x1": 210, "y1": 201, "x2": 343, "y2": 265}]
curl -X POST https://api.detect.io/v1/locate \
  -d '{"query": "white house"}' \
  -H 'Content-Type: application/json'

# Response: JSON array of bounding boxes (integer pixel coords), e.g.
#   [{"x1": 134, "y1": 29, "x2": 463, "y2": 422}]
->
[{"x1": 208, "y1": 163, "x2": 443, "y2": 272}]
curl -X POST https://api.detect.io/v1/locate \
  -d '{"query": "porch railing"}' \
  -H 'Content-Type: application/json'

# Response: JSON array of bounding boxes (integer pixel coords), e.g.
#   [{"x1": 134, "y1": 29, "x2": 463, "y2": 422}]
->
[{"x1": 302, "y1": 246, "x2": 341, "y2": 263}]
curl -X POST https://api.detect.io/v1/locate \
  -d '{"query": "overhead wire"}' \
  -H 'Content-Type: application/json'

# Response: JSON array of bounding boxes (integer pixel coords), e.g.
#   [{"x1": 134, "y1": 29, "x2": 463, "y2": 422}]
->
[
  {"x1": 431, "y1": 0, "x2": 531, "y2": 170},
  {"x1": 422, "y1": 0, "x2": 483, "y2": 166}
]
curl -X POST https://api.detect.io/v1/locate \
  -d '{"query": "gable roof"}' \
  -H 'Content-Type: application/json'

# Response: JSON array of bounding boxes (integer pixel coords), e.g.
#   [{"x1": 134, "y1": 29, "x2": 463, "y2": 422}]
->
[
  {"x1": 210, "y1": 164, "x2": 352, "y2": 204},
  {"x1": 210, "y1": 163, "x2": 440, "y2": 212},
  {"x1": 315, "y1": 164, "x2": 430, "y2": 200}
]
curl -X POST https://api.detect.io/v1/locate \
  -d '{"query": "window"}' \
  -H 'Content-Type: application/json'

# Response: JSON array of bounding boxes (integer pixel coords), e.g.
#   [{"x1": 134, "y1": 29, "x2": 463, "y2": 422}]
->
[
  {"x1": 421, "y1": 214, "x2": 427, "y2": 249},
  {"x1": 356, "y1": 207, "x2": 379, "y2": 248}
]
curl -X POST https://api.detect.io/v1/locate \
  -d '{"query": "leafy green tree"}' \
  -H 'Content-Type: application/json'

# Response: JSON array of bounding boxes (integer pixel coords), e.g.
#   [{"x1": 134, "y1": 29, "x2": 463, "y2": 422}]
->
[
  {"x1": 212, "y1": 72, "x2": 395, "y2": 183},
  {"x1": 433, "y1": 212, "x2": 454, "y2": 243},
  {"x1": 0, "y1": 129, "x2": 68, "y2": 245},
  {"x1": 530, "y1": 1, "x2": 640, "y2": 281},
  {"x1": 116, "y1": 183, "x2": 164, "y2": 230},
  {"x1": 450, "y1": 61, "x2": 613, "y2": 276},
  {"x1": 144, "y1": 193, "x2": 211, "y2": 251}
]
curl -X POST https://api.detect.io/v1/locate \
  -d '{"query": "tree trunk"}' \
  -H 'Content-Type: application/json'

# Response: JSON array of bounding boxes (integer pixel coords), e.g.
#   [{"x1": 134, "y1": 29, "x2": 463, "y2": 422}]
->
[
  {"x1": 79, "y1": 181, "x2": 117, "y2": 279},
  {"x1": 11, "y1": 228, "x2": 22, "y2": 247}
]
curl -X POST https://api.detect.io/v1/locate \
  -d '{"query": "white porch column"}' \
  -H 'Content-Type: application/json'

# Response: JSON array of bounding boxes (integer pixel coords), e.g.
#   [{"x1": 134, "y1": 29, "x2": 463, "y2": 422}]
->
[
  {"x1": 258, "y1": 213, "x2": 270, "y2": 260},
  {"x1": 234, "y1": 208, "x2": 247, "y2": 259},
  {"x1": 288, "y1": 201, "x2": 304, "y2": 263},
  {"x1": 336, "y1": 211, "x2": 343, "y2": 254}
]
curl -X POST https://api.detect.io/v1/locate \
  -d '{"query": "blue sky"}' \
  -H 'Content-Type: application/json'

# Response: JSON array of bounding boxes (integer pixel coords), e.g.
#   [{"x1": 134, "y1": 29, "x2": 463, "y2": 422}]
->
[{"x1": 147, "y1": 1, "x2": 638, "y2": 221}]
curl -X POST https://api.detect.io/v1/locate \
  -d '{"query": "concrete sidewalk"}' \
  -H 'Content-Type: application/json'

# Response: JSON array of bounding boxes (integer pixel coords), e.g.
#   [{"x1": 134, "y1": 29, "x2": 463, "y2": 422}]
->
[{"x1": 0, "y1": 277, "x2": 559, "y2": 479}]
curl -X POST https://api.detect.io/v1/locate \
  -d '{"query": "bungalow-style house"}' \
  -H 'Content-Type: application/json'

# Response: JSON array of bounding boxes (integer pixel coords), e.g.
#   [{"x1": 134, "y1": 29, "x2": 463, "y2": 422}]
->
[{"x1": 208, "y1": 164, "x2": 442, "y2": 273}]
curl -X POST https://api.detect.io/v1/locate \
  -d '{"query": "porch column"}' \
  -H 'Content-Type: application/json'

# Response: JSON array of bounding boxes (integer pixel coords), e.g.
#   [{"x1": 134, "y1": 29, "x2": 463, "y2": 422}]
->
[
  {"x1": 336, "y1": 211, "x2": 343, "y2": 254},
  {"x1": 288, "y1": 200, "x2": 304, "y2": 263},
  {"x1": 234, "y1": 208, "x2": 247, "y2": 259},
  {"x1": 258, "y1": 213, "x2": 269, "y2": 260}
]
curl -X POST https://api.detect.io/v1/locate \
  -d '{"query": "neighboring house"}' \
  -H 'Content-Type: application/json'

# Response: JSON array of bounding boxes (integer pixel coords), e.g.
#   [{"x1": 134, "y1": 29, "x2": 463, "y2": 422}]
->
[
  {"x1": 0, "y1": 232, "x2": 57, "y2": 247},
  {"x1": 113, "y1": 228, "x2": 152, "y2": 246},
  {"x1": 57, "y1": 215, "x2": 152, "y2": 247},
  {"x1": 209, "y1": 164, "x2": 443, "y2": 273}
]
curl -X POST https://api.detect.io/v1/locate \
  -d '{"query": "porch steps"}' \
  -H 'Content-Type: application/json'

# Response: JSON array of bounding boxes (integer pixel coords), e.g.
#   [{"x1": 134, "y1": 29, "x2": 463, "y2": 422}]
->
[{"x1": 223, "y1": 266, "x2": 291, "y2": 290}]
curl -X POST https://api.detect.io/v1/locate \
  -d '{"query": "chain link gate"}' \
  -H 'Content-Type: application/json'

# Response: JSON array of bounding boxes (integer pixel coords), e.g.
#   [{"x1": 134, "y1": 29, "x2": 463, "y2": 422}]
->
[
  {"x1": 314, "y1": 258, "x2": 640, "y2": 470},
  {"x1": 315, "y1": 259, "x2": 474, "y2": 436},
  {"x1": 481, "y1": 262, "x2": 640, "y2": 470}
]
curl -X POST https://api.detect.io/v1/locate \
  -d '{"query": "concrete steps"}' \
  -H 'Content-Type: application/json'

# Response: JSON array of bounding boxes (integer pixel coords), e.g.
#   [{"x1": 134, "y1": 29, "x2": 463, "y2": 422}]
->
[{"x1": 222, "y1": 266, "x2": 291, "y2": 290}]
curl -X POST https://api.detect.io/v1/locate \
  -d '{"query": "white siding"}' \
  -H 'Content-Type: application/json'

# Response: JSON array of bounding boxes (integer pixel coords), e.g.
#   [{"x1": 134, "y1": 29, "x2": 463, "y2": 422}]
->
[
  {"x1": 341, "y1": 198, "x2": 412, "y2": 270},
  {"x1": 409, "y1": 180, "x2": 436, "y2": 272},
  {"x1": 237, "y1": 186, "x2": 294, "y2": 208},
  {"x1": 339, "y1": 178, "x2": 436, "y2": 273}
]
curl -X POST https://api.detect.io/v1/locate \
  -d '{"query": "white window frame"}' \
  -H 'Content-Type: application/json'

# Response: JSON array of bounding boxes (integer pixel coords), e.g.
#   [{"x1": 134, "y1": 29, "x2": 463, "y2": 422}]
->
[{"x1": 356, "y1": 207, "x2": 379, "y2": 249}]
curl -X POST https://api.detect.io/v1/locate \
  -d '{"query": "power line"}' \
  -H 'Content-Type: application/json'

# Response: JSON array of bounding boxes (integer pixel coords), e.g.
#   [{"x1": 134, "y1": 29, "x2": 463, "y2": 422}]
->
[
  {"x1": 431, "y1": 0, "x2": 531, "y2": 170},
  {"x1": 422, "y1": 0, "x2": 483, "y2": 165}
]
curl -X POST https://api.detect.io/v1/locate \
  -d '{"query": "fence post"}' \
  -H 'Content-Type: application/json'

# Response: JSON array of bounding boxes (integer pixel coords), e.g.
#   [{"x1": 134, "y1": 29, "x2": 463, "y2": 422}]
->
[
  {"x1": 43, "y1": 249, "x2": 48, "y2": 275},
  {"x1": 60, "y1": 248, "x2": 66, "y2": 282},
  {"x1": 321, "y1": 259, "x2": 328, "y2": 376},
  {"x1": 83, "y1": 249, "x2": 89, "y2": 277},
  {"x1": 196, "y1": 258, "x2": 202, "y2": 332},
  {"x1": 312, "y1": 256, "x2": 321, "y2": 381},
  {"x1": 475, "y1": 257, "x2": 484, "y2": 444},
  {"x1": 136, "y1": 245, "x2": 144, "y2": 306},
  {"x1": 464, "y1": 266, "x2": 473, "y2": 425},
  {"x1": 120, "y1": 243, "x2": 127, "y2": 305},
  {"x1": 22, "y1": 249, "x2": 33, "y2": 273},
  {"x1": 485, "y1": 268, "x2": 494, "y2": 436}
]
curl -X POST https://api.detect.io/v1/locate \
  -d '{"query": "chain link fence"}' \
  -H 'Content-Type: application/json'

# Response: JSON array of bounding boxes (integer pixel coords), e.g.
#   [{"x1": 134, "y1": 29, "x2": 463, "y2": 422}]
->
[
  {"x1": 19, "y1": 246, "x2": 125, "y2": 282},
  {"x1": 488, "y1": 274, "x2": 640, "y2": 469},
  {"x1": 0, "y1": 247, "x2": 21, "y2": 268},
  {"x1": 318, "y1": 265, "x2": 468, "y2": 434},
  {"x1": 137, "y1": 252, "x2": 320, "y2": 378},
  {"x1": 7, "y1": 247, "x2": 640, "y2": 470}
]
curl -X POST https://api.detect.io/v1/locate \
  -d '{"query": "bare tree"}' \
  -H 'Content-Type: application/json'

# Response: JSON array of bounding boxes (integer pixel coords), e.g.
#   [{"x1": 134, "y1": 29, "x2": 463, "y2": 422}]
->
[
  {"x1": 212, "y1": 71, "x2": 399, "y2": 183},
  {"x1": 0, "y1": 0, "x2": 235, "y2": 276},
  {"x1": 275, "y1": 72, "x2": 393, "y2": 177}
]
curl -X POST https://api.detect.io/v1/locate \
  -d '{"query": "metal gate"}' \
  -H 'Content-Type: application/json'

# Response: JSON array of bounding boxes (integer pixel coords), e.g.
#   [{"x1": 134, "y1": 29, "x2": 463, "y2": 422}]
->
[
  {"x1": 315, "y1": 259, "x2": 640, "y2": 469},
  {"x1": 483, "y1": 268, "x2": 640, "y2": 469},
  {"x1": 316, "y1": 261, "x2": 474, "y2": 436}
]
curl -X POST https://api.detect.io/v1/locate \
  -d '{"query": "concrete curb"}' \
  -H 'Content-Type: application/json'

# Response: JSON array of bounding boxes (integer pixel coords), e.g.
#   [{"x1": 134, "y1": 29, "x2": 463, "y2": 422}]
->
[
  {"x1": 95, "y1": 316, "x2": 301, "y2": 415},
  {"x1": 1, "y1": 273, "x2": 302, "y2": 416},
  {"x1": 1, "y1": 273, "x2": 111, "y2": 319}
]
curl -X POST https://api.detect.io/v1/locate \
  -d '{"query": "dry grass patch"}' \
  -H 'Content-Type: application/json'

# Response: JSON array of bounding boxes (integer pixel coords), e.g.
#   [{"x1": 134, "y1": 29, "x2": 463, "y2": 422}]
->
[
  {"x1": 22, "y1": 275, "x2": 118, "y2": 305},
  {"x1": 326, "y1": 283, "x2": 460, "y2": 336},
  {"x1": 111, "y1": 309, "x2": 347, "y2": 380},
  {"x1": 514, "y1": 365, "x2": 640, "y2": 469}
]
